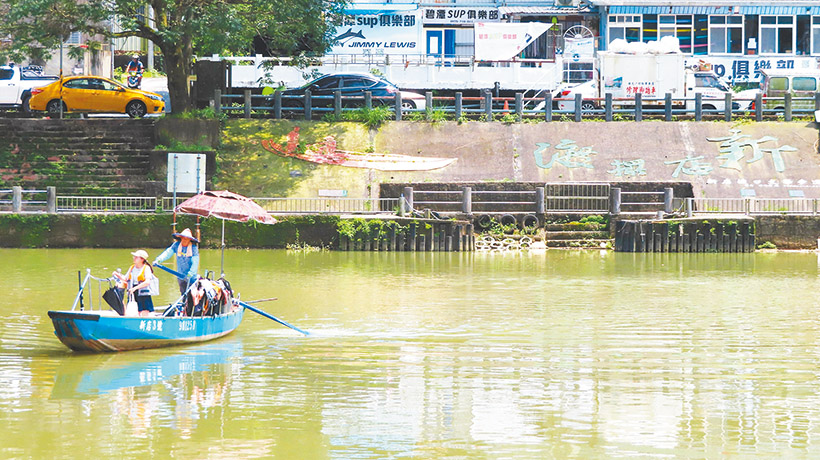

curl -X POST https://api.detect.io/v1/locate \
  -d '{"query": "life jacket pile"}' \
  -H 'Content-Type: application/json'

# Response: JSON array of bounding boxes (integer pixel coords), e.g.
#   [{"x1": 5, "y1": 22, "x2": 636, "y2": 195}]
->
[{"x1": 184, "y1": 277, "x2": 234, "y2": 317}]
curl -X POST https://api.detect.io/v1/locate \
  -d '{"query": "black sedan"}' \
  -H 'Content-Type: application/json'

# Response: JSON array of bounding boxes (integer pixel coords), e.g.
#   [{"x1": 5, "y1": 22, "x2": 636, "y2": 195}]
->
[{"x1": 281, "y1": 73, "x2": 426, "y2": 110}]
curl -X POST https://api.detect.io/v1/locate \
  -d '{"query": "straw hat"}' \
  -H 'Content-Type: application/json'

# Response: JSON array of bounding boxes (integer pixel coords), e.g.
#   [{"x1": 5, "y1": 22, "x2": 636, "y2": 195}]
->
[
  {"x1": 172, "y1": 228, "x2": 199, "y2": 243},
  {"x1": 131, "y1": 249, "x2": 149, "y2": 260}
]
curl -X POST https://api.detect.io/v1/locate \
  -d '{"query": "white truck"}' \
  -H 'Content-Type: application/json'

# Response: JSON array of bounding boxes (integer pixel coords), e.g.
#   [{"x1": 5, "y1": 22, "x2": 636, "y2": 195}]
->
[
  {"x1": 556, "y1": 52, "x2": 755, "y2": 113},
  {"x1": 0, "y1": 65, "x2": 59, "y2": 113}
]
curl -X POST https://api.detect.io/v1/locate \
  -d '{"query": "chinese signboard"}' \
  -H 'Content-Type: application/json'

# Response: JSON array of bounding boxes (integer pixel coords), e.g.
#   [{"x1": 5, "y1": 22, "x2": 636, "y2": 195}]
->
[
  {"x1": 474, "y1": 22, "x2": 551, "y2": 61},
  {"x1": 625, "y1": 81, "x2": 657, "y2": 97},
  {"x1": 331, "y1": 11, "x2": 423, "y2": 55},
  {"x1": 423, "y1": 7, "x2": 500, "y2": 25},
  {"x1": 684, "y1": 57, "x2": 819, "y2": 84}
]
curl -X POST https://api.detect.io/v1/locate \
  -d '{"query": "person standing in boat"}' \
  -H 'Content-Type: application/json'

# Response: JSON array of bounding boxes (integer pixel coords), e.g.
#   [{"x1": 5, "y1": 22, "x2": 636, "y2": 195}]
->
[
  {"x1": 153, "y1": 228, "x2": 200, "y2": 295},
  {"x1": 112, "y1": 250, "x2": 156, "y2": 317}
]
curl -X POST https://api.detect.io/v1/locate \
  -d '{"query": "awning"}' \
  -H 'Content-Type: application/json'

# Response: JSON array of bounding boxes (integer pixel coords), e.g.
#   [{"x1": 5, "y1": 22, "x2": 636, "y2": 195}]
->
[
  {"x1": 608, "y1": 5, "x2": 820, "y2": 15},
  {"x1": 344, "y1": 4, "x2": 419, "y2": 14},
  {"x1": 499, "y1": 6, "x2": 593, "y2": 16}
]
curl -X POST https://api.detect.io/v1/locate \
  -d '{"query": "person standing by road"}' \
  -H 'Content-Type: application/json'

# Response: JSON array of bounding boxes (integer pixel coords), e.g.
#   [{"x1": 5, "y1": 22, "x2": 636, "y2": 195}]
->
[{"x1": 153, "y1": 228, "x2": 200, "y2": 295}]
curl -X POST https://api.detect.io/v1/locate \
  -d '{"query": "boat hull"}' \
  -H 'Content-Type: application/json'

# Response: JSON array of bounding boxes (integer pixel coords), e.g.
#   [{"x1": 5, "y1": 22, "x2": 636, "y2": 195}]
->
[{"x1": 48, "y1": 308, "x2": 245, "y2": 352}]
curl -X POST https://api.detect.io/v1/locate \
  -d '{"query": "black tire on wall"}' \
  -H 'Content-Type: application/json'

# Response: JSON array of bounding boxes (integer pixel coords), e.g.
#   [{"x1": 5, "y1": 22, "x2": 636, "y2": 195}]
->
[
  {"x1": 521, "y1": 214, "x2": 539, "y2": 228},
  {"x1": 476, "y1": 214, "x2": 494, "y2": 229},
  {"x1": 500, "y1": 214, "x2": 517, "y2": 227}
]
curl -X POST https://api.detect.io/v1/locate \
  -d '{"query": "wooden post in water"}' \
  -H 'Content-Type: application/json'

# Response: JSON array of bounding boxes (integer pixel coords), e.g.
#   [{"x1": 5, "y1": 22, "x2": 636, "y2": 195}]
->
[
  {"x1": 661, "y1": 222, "x2": 669, "y2": 252},
  {"x1": 696, "y1": 233, "x2": 704, "y2": 252},
  {"x1": 389, "y1": 225, "x2": 397, "y2": 251},
  {"x1": 409, "y1": 222, "x2": 416, "y2": 252},
  {"x1": 445, "y1": 235, "x2": 452, "y2": 252},
  {"x1": 398, "y1": 231, "x2": 406, "y2": 252},
  {"x1": 426, "y1": 225, "x2": 434, "y2": 251},
  {"x1": 454, "y1": 225, "x2": 462, "y2": 252},
  {"x1": 419, "y1": 234, "x2": 426, "y2": 252},
  {"x1": 467, "y1": 224, "x2": 474, "y2": 251},
  {"x1": 647, "y1": 223, "x2": 655, "y2": 252},
  {"x1": 716, "y1": 223, "x2": 724, "y2": 252}
]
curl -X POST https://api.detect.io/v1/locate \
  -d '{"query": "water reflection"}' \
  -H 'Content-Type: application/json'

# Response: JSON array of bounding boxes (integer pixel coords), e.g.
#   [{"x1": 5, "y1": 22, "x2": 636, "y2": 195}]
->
[{"x1": 5, "y1": 249, "x2": 820, "y2": 458}]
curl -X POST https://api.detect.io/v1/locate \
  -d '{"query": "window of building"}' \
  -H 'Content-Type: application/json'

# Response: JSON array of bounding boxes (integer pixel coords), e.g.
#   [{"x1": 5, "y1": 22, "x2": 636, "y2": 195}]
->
[
  {"x1": 658, "y1": 15, "x2": 693, "y2": 53},
  {"x1": 563, "y1": 61, "x2": 594, "y2": 84},
  {"x1": 813, "y1": 17, "x2": 820, "y2": 54},
  {"x1": 709, "y1": 15, "x2": 743, "y2": 54},
  {"x1": 760, "y1": 16, "x2": 794, "y2": 54},
  {"x1": 608, "y1": 15, "x2": 641, "y2": 43}
]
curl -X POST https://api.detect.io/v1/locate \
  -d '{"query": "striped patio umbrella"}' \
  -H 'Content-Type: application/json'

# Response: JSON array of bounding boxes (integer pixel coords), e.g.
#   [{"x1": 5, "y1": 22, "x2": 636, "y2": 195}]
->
[
  {"x1": 174, "y1": 190, "x2": 276, "y2": 275},
  {"x1": 175, "y1": 190, "x2": 276, "y2": 224}
]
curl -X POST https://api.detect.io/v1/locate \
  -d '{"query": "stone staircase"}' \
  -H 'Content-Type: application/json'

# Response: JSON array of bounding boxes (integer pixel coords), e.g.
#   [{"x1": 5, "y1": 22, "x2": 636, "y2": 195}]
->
[
  {"x1": 543, "y1": 222, "x2": 612, "y2": 249},
  {"x1": 0, "y1": 119, "x2": 156, "y2": 196}
]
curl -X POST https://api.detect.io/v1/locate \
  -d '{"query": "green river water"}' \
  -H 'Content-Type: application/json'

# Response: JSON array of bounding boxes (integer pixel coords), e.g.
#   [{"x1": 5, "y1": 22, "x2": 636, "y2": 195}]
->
[{"x1": 3, "y1": 248, "x2": 820, "y2": 459}]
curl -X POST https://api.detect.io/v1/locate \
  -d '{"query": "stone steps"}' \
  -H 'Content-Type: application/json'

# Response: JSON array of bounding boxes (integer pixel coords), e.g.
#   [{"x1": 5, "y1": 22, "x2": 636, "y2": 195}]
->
[
  {"x1": 546, "y1": 239, "x2": 611, "y2": 249},
  {"x1": 0, "y1": 119, "x2": 157, "y2": 196},
  {"x1": 544, "y1": 231, "x2": 610, "y2": 240}
]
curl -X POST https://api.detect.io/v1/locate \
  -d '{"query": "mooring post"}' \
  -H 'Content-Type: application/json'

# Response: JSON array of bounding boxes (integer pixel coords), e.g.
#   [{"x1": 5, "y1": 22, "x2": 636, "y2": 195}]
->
[
  {"x1": 244, "y1": 89, "x2": 252, "y2": 119},
  {"x1": 535, "y1": 187, "x2": 545, "y2": 216},
  {"x1": 409, "y1": 222, "x2": 417, "y2": 252},
  {"x1": 610, "y1": 187, "x2": 621, "y2": 215},
  {"x1": 545, "y1": 93, "x2": 552, "y2": 122},
  {"x1": 454, "y1": 225, "x2": 461, "y2": 252},
  {"x1": 455, "y1": 92, "x2": 463, "y2": 120},
  {"x1": 785, "y1": 92, "x2": 793, "y2": 122},
  {"x1": 47, "y1": 186, "x2": 56, "y2": 214},
  {"x1": 273, "y1": 90, "x2": 282, "y2": 119},
  {"x1": 462, "y1": 186, "x2": 472, "y2": 215},
  {"x1": 334, "y1": 90, "x2": 342, "y2": 120},
  {"x1": 515, "y1": 92, "x2": 523, "y2": 121},
  {"x1": 485, "y1": 90, "x2": 493, "y2": 122},
  {"x1": 304, "y1": 90, "x2": 312, "y2": 120},
  {"x1": 574, "y1": 93, "x2": 582, "y2": 122},
  {"x1": 685, "y1": 197, "x2": 693, "y2": 218},
  {"x1": 12, "y1": 186, "x2": 22, "y2": 213},
  {"x1": 213, "y1": 89, "x2": 222, "y2": 117},
  {"x1": 664, "y1": 187, "x2": 674, "y2": 214},
  {"x1": 403, "y1": 187, "x2": 414, "y2": 214},
  {"x1": 445, "y1": 235, "x2": 452, "y2": 252},
  {"x1": 426, "y1": 225, "x2": 434, "y2": 251},
  {"x1": 755, "y1": 93, "x2": 762, "y2": 122}
]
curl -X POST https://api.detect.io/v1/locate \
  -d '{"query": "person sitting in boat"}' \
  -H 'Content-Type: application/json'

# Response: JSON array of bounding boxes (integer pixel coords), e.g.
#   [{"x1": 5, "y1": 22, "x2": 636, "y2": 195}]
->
[
  {"x1": 112, "y1": 250, "x2": 156, "y2": 317},
  {"x1": 153, "y1": 228, "x2": 200, "y2": 295}
]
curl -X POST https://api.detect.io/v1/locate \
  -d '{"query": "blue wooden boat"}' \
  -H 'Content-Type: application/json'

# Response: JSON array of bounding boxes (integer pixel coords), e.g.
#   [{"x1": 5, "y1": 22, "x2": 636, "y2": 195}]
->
[
  {"x1": 49, "y1": 265, "x2": 306, "y2": 353},
  {"x1": 48, "y1": 307, "x2": 245, "y2": 352}
]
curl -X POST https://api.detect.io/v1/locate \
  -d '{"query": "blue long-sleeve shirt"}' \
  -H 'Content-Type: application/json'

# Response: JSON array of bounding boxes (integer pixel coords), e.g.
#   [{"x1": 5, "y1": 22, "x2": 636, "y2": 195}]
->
[{"x1": 155, "y1": 241, "x2": 199, "y2": 277}]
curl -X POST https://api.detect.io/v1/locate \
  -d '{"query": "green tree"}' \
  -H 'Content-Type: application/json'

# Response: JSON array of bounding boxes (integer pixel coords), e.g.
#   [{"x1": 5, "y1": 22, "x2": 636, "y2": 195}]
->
[{"x1": 1, "y1": 0, "x2": 346, "y2": 112}]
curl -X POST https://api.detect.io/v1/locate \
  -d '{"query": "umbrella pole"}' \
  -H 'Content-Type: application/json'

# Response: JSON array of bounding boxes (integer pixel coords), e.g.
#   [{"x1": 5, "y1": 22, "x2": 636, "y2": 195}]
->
[{"x1": 220, "y1": 219, "x2": 225, "y2": 277}]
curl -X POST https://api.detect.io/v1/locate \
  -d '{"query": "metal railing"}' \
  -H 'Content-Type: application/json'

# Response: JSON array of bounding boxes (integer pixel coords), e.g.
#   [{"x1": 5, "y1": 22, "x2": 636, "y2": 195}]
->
[
  {"x1": 687, "y1": 198, "x2": 820, "y2": 216},
  {"x1": 252, "y1": 197, "x2": 400, "y2": 214},
  {"x1": 213, "y1": 89, "x2": 820, "y2": 123},
  {"x1": 545, "y1": 183, "x2": 610, "y2": 213},
  {"x1": 57, "y1": 196, "x2": 158, "y2": 212},
  {"x1": 0, "y1": 187, "x2": 53, "y2": 212}
]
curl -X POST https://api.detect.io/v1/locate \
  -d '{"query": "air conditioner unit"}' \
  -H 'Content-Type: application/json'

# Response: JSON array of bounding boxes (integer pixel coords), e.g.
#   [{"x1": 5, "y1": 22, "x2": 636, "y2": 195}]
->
[{"x1": 556, "y1": 0, "x2": 581, "y2": 7}]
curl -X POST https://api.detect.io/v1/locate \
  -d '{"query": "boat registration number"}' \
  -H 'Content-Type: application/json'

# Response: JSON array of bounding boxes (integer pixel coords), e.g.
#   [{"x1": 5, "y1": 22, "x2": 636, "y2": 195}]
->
[{"x1": 179, "y1": 320, "x2": 195, "y2": 332}]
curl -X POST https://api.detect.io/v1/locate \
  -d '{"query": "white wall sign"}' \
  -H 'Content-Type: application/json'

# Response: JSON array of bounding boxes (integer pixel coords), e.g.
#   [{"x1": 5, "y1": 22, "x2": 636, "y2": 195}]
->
[
  {"x1": 564, "y1": 37, "x2": 595, "y2": 57},
  {"x1": 423, "y1": 7, "x2": 500, "y2": 25},
  {"x1": 331, "y1": 11, "x2": 422, "y2": 55},
  {"x1": 167, "y1": 153, "x2": 206, "y2": 194},
  {"x1": 474, "y1": 22, "x2": 551, "y2": 61},
  {"x1": 685, "y1": 56, "x2": 820, "y2": 84}
]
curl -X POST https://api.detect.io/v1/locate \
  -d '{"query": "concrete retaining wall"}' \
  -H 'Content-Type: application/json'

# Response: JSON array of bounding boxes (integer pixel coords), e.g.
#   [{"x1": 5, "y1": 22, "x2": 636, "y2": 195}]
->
[
  {"x1": 756, "y1": 215, "x2": 820, "y2": 249},
  {"x1": 217, "y1": 120, "x2": 820, "y2": 201}
]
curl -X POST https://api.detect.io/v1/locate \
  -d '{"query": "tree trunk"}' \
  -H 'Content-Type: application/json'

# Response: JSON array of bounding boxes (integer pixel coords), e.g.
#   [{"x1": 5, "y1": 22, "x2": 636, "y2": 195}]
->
[{"x1": 163, "y1": 45, "x2": 192, "y2": 113}]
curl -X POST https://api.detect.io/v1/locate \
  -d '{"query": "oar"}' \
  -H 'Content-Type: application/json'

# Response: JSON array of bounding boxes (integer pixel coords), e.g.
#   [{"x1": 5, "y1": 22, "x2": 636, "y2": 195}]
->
[
  {"x1": 153, "y1": 263, "x2": 308, "y2": 336},
  {"x1": 243, "y1": 297, "x2": 278, "y2": 304},
  {"x1": 238, "y1": 300, "x2": 309, "y2": 336}
]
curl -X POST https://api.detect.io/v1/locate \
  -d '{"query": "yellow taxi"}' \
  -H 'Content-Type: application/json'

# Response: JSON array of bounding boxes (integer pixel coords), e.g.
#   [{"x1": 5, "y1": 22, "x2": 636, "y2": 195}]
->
[{"x1": 29, "y1": 76, "x2": 165, "y2": 117}]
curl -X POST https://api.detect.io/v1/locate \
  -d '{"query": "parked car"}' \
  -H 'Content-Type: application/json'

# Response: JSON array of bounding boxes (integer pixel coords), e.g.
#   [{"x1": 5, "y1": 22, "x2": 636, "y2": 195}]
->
[
  {"x1": 281, "y1": 73, "x2": 426, "y2": 111},
  {"x1": 760, "y1": 69, "x2": 820, "y2": 113},
  {"x1": 29, "y1": 76, "x2": 165, "y2": 118},
  {"x1": 0, "y1": 64, "x2": 59, "y2": 113}
]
